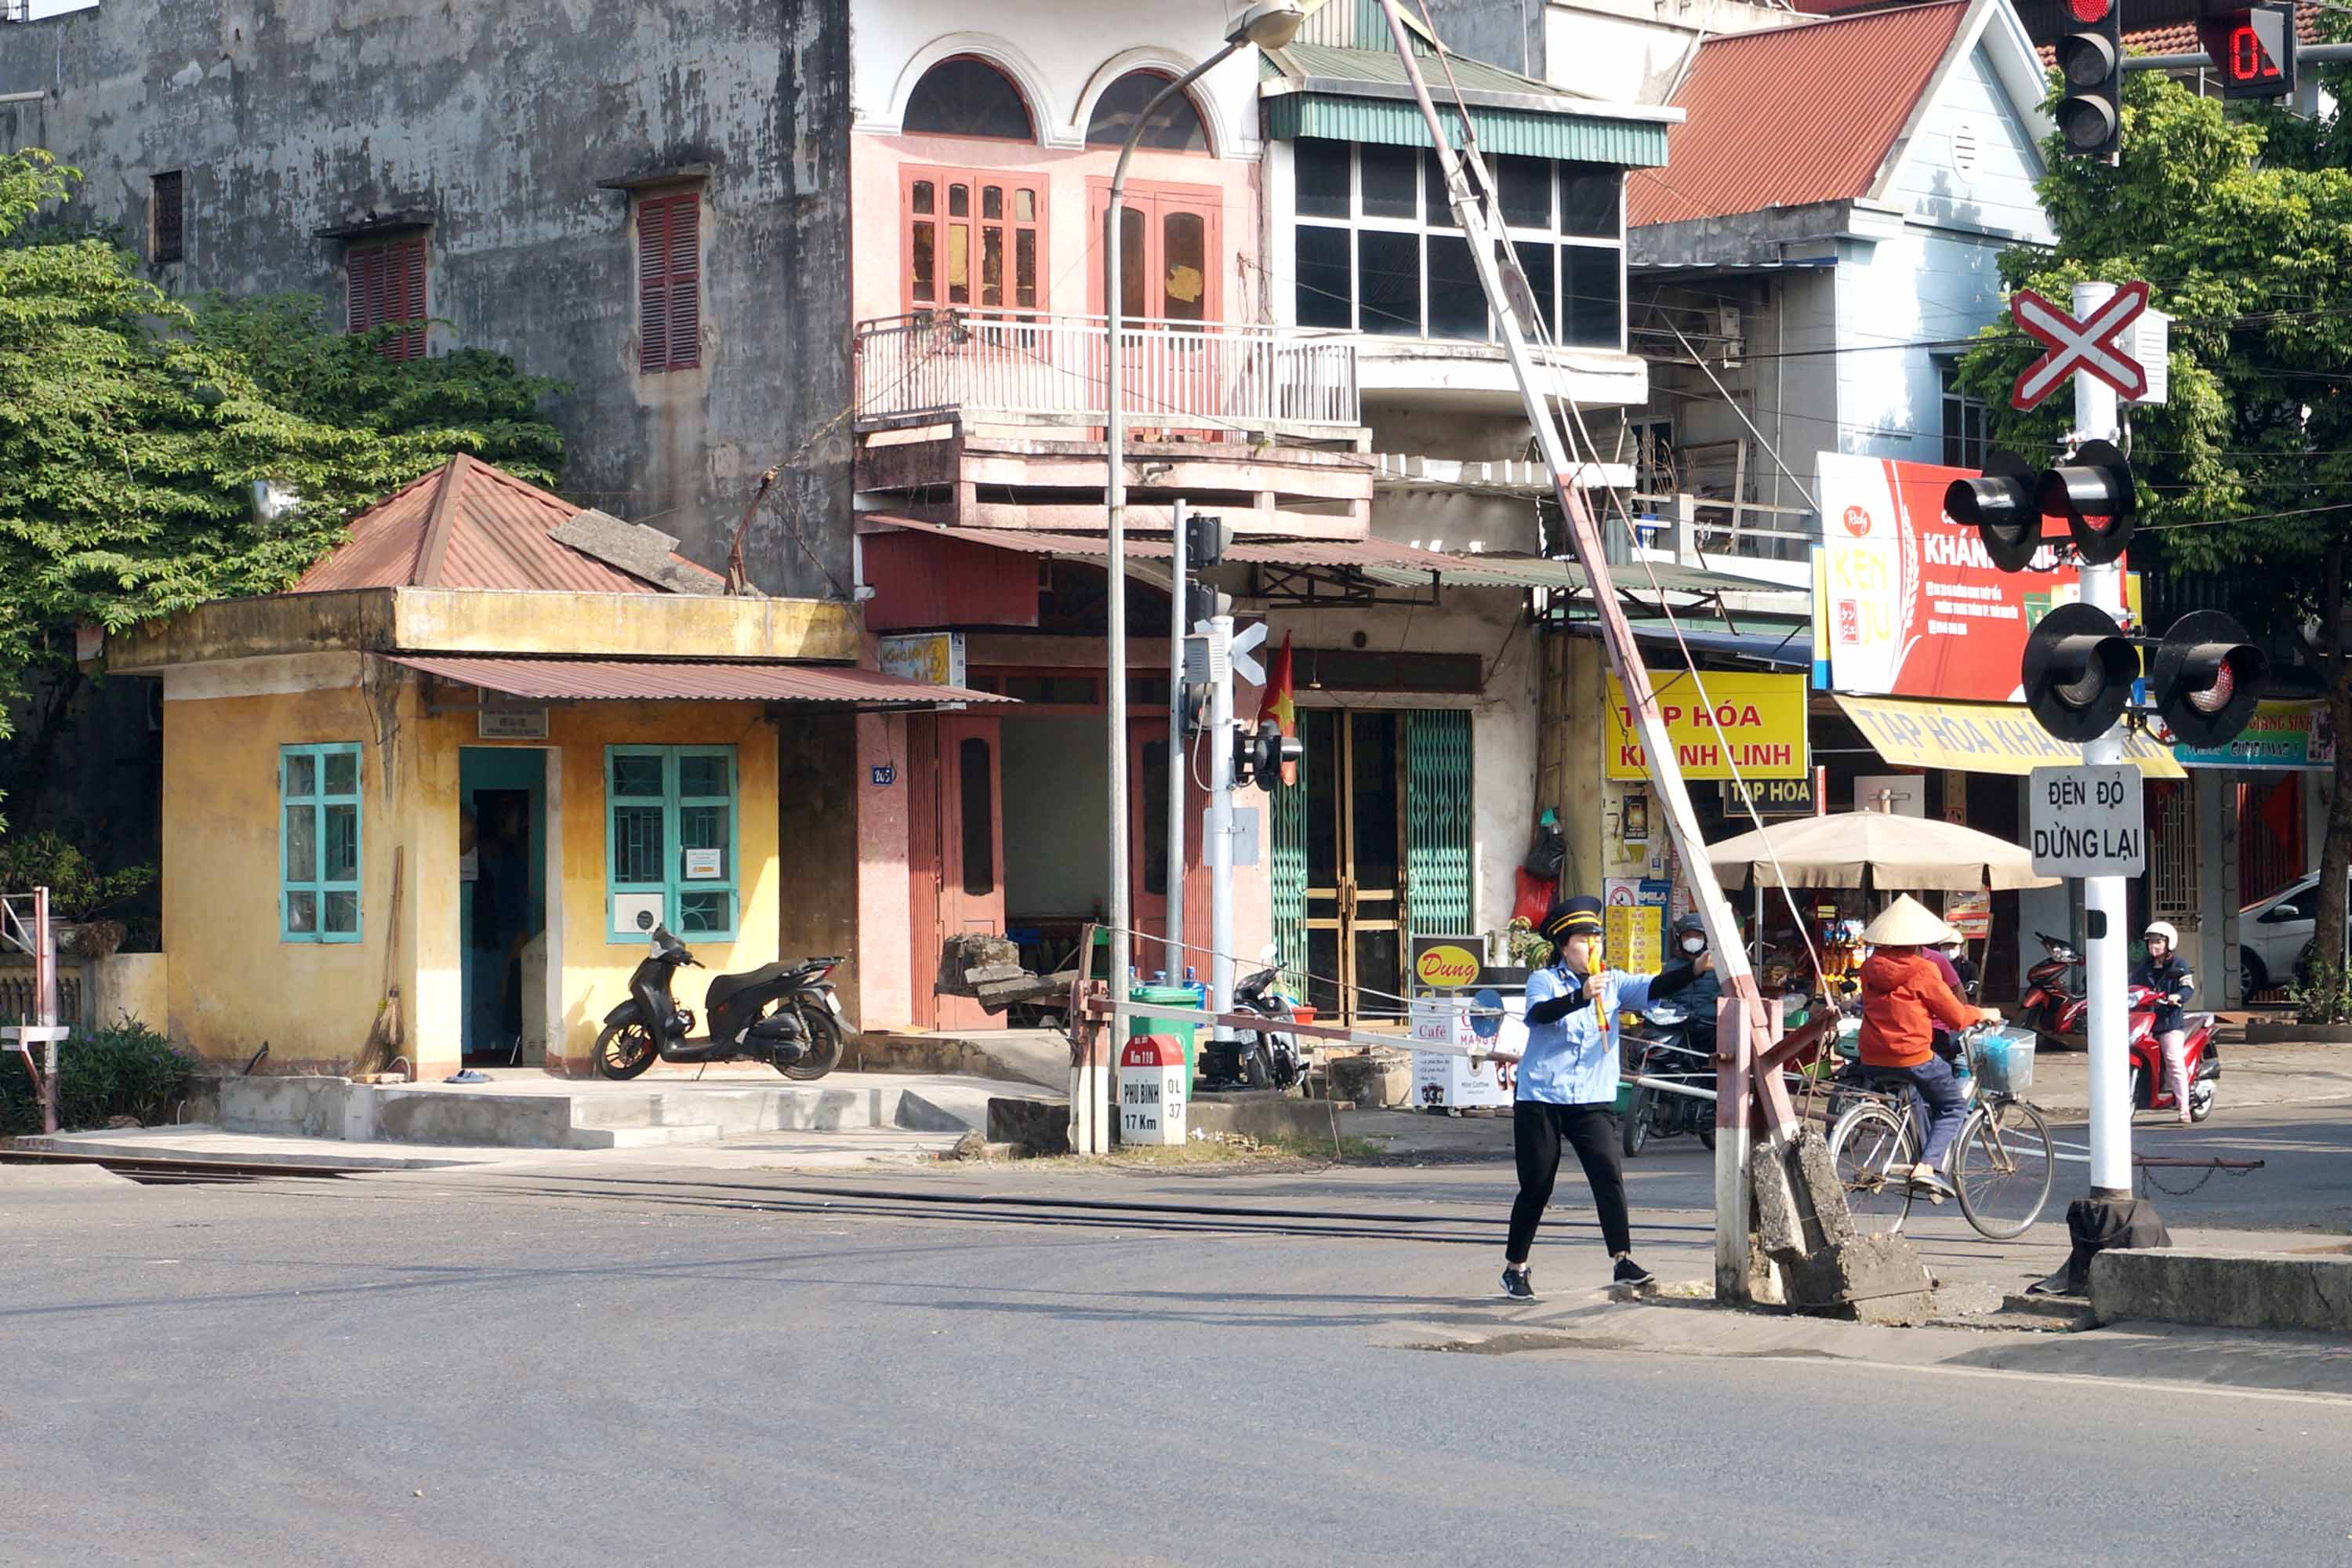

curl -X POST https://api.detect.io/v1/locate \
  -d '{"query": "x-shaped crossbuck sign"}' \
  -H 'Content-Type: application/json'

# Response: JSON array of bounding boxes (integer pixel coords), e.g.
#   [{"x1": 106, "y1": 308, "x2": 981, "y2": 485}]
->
[{"x1": 2009, "y1": 281, "x2": 2149, "y2": 412}]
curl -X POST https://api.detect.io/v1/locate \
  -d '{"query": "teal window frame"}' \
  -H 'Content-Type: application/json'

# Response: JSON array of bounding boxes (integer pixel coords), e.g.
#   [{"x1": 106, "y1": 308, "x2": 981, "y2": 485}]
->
[
  {"x1": 605, "y1": 745, "x2": 739, "y2": 943},
  {"x1": 281, "y1": 742, "x2": 364, "y2": 944}
]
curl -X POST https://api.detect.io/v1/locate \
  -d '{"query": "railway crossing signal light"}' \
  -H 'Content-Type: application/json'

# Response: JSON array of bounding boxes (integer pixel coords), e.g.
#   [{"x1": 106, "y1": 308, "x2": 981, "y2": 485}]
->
[
  {"x1": 2038, "y1": 439, "x2": 2136, "y2": 565},
  {"x1": 2198, "y1": 0, "x2": 2296, "y2": 100},
  {"x1": 1944, "y1": 452, "x2": 2042, "y2": 571},
  {"x1": 2021, "y1": 601, "x2": 2137, "y2": 742},
  {"x1": 1943, "y1": 441, "x2": 2135, "y2": 569},
  {"x1": 2053, "y1": 0, "x2": 2125, "y2": 158},
  {"x1": 1186, "y1": 511, "x2": 1233, "y2": 568},
  {"x1": 2152, "y1": 610, "x2": 2268, "y2": 748},
  {"x1": 1236, "y1": 718, "x2": 1302, "y2": 790}
]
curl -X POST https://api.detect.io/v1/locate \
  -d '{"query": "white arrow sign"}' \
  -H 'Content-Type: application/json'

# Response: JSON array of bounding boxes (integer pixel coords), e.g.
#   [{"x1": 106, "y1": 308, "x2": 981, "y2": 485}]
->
[{"x1": 1228, "y1": 620, "x2": 1267, "y2": 687}]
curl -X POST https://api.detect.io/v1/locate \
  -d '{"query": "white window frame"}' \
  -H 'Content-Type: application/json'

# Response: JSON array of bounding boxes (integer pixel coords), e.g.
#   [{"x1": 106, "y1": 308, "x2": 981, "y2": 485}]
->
[{"x1": 1289, "y1": 143, "x2": 1625, "y2": 351}]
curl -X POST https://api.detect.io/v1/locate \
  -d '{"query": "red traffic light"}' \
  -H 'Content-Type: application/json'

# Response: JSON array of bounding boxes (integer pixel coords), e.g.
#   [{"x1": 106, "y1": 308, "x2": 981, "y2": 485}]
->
[
  {"x1": 2066, "y1": 0, "x2": 2112, "y2": 19},
  {"x1": 2198, "y1": 2, "x2": 2297, "y2": 100}
]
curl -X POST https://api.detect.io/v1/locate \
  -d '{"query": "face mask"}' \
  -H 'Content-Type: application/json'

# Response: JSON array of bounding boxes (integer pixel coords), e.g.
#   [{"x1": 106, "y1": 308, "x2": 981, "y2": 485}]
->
[{"x1": 1680, "y1": 936, "x2": 1706, "y2": 955}]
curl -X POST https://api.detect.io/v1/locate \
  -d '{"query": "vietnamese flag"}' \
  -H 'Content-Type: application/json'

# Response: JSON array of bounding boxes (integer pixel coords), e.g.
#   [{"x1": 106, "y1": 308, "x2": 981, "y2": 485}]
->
[{"x1": 1258, "y1": 632, "x2": 1297, "y2": 785}]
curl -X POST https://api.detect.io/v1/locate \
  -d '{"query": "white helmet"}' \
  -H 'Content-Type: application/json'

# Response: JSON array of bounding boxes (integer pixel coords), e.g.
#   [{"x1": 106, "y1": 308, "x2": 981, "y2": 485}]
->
[{"x1": 2143, "y1": 920, "x2": 2179, "y2": 948}]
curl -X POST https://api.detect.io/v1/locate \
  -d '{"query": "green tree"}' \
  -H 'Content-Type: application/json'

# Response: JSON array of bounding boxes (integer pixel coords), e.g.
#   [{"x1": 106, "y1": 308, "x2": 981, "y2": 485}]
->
[
  {"x1": 1955, "y1": 60, "x2": 2352, "y2": 986},
  {"x1": 0, "y1": 150, "x2": 564, "y2": 826}
]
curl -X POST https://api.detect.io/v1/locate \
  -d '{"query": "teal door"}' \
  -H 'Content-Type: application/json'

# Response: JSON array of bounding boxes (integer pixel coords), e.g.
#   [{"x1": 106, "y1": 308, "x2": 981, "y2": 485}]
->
[{"x1": 459, "y1": 748, "x2": 547, "y2": 1063}]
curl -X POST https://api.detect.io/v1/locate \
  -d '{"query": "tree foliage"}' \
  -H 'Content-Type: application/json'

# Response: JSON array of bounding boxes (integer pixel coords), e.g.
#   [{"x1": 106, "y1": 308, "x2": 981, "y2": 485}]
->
[
  {"x1": 0, "y1": 149, "x2": 564, "y2": 827},
  {"x1": 1955, "y1": 49, "x2": 2352, "y2": 971}
]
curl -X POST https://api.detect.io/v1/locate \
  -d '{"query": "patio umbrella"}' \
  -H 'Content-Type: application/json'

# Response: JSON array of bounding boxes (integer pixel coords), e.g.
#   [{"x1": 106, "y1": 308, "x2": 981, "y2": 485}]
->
[{"x1": 1704, "y1": 811, "x2": 2059, "y2": 892}]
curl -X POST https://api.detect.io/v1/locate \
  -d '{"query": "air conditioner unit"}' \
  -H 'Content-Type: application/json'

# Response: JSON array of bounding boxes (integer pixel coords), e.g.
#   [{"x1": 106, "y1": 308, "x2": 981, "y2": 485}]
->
[{"x1": 1715, "y1": 306, "x2": 1744, "y2": 368}]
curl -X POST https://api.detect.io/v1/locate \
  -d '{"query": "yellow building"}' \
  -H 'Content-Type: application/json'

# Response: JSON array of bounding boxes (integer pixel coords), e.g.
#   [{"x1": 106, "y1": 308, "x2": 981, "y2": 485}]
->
[{"x1": 109, "y1": 456, "x2": 1003, "y2": 1078}]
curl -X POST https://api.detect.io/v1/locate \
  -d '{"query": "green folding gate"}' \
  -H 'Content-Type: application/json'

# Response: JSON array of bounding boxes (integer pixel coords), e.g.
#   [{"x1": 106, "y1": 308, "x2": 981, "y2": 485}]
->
[{"x1": 1403, "y1": 709, "x2": 1474, "y2": 941}]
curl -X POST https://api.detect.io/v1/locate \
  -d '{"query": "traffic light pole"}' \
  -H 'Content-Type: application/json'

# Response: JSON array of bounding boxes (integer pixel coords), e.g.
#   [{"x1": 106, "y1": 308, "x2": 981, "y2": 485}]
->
[
  {"x1": 1207, "y1": 614, "x2": 1238, "y2": 1045},
  {"x1": 2073, "y1": 281, "x2": 2136, "y2": 1203},
  {"x1": 1167, "y1": 499, "x2": 1189, "y2": 982}
]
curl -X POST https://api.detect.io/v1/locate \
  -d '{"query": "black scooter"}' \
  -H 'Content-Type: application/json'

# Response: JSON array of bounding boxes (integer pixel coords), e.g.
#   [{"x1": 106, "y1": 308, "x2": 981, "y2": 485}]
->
[
  {"x1": 1198, "y1": 946, "x2": 1309, "y2": 1093},
  {"x1": 593, "y1": 922, "x2": 850, "y2": 1081}
]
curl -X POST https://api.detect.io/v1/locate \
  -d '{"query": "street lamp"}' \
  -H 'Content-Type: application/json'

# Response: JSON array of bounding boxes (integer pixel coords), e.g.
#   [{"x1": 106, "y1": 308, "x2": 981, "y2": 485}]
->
[{"x1": 1095, "y1": 0, "x2": 1304, "y2": 1151}]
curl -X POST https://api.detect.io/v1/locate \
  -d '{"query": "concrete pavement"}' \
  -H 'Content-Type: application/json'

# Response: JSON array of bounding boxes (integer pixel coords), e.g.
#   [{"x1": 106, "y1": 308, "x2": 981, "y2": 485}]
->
[{"x1": 3, "y1": 1169, "x2": 2347, "y2": 1567}]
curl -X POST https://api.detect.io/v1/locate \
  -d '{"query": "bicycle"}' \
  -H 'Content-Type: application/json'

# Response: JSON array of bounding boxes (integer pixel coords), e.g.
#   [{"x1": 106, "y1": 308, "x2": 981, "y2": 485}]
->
[{"x1": 1824, "y1": 1024, "x2": 2055, "y2": 1240}]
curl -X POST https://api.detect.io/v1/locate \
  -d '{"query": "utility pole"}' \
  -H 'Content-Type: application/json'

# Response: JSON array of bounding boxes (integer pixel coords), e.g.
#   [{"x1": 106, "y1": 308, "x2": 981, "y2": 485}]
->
[
  {"x1": 2072, "y1": 281, "x2": 2135, "y2": 1205},
  {"x1": 1375, "y1": 0, "x2": 1777, "y2": 1298},
  {"x1": 1167, "y1": 500, "x2": 1189, "y2": 982}
]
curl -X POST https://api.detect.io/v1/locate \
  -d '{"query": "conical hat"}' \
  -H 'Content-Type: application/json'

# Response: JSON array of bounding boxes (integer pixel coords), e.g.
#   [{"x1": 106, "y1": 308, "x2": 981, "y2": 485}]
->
[{"x1": 1860, "y1": 893, "x2": 1958, "y2": 948}]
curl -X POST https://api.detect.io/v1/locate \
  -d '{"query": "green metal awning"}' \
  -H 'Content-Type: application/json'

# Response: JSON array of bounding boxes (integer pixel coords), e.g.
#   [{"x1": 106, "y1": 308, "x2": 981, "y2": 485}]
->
[
  {"x1": 1264, "y1": 93, "x2": 1669, "y2": 165},
  {"x1": 1260, "y1": 42, "x2": 1675, "y2": 168}
]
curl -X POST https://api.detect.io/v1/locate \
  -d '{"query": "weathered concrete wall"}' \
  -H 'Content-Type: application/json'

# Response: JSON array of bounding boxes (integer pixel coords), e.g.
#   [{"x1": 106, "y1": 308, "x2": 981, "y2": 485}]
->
[
  {"x1": 0, "y1": 0, "x2": 853, "y2": 598},
  {"x1": 2092, "y1": 1247, "x2": 2352, "y2": 1335}
]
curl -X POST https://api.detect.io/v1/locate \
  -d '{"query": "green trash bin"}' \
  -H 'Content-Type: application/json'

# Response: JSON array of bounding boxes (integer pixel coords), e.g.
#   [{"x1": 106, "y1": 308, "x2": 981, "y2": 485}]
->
[{"x1": 1127, "y1": 984, "x2": 1201, "y2": 1096}]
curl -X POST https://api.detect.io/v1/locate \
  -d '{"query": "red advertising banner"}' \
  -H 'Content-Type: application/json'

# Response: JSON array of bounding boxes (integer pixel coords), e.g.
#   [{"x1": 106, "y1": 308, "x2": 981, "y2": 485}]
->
[{"x1": 1817, "y1": 452, "x2": 2100, "y2": 702}]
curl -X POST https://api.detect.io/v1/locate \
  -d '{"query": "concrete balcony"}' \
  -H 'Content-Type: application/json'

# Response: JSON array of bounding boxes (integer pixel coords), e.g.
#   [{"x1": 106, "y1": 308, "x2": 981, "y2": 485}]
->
[
  {"x1": 853, "y1": 309, "x2": 1361, "y2": 439},
  {"x1": 1347, "y1": 334, "x2": 1649, "y2": 412}
]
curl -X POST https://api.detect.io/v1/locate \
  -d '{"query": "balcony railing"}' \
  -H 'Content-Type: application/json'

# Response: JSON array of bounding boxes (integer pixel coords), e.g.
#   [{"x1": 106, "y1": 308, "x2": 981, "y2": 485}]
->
[{"x1": 854, "y1": 310, "x2": 1360, "y2": 437}]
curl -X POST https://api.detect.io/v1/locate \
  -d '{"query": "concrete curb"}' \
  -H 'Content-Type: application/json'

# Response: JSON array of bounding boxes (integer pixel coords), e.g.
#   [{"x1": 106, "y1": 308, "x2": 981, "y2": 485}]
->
[{"x1": 2090, "y1": 1247, "x2": 2352, "y2": 1334}]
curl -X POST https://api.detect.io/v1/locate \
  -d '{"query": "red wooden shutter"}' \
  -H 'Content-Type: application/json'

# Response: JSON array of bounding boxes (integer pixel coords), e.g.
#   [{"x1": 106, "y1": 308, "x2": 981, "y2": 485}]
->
[
  {"x1": 637, "y1": 198, "x2": 670, "y2": 373},
  {"x1": 347, "y1": 244, "x2": 383, "y2": 335},
  {"x1": 638, "y1": 191, "x2": 700, "y2": 373},
  {"x1": 666, "y1": 193, "x2": 700, "y2": 371},
  {"x1": 347, "y1": 236, "x2": 427, "y2": 360},
  {"x1": 392, "y1": 234, "x2": 426, "y2": 361}
]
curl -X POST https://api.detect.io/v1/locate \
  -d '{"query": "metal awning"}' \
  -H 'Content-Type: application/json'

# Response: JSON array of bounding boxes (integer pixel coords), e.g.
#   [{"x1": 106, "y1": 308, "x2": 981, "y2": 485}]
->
[
  {"x1": 383, "y1": 654, "x2": 1013, "y2": 710},
  {"x1": 1559, "y1": 621, "x2": 1813, "y2": 668}
]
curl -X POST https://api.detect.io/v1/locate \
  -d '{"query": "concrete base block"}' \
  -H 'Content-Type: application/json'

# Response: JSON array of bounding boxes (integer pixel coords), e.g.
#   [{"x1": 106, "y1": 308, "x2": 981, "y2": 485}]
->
[
  {"x1": 2091, "y1": 1248, "x2": 2352, "y2": 1334},
  {"x1": 986, "y1": 1095, "x2": 1070, "y2": 1156},
  {"x1": 1187, "y1": 1091, "x2": 1338, "y2": 1145},
  {"x1": 1325, "y1": 1051, "x2": 1411, "y2": 1109}
]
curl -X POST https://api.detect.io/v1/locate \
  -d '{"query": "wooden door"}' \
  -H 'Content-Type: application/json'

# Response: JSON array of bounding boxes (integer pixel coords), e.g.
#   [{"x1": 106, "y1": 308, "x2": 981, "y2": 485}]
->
[
  {"x1": 909, "y1": 713, "x2": 1007, "y2": 1031},
  {"x1": 1129, "y1": 720, "x2": 1174, "y2": 973},
  {"x1": 1087, "y1": 181, "x2": 1222, "y2": 430}
]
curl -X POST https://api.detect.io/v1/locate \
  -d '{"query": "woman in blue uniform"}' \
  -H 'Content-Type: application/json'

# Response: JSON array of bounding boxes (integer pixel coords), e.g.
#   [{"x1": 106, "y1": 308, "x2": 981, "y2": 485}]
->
[{"x1": 1494, "y1": 895, "x2": 1710, "y2": 1299}]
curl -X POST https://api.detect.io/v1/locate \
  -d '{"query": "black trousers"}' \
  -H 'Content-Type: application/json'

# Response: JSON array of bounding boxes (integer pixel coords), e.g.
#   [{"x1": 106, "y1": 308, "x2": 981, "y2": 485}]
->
[{"x1": 1506, "y1": 1100, "x2": 1633, "y2": 1262}]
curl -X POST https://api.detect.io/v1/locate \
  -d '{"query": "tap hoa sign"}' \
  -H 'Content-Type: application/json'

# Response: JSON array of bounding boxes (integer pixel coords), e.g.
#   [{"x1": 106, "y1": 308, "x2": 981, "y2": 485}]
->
[{"x1": 1606, "y1": 670, "x2": 1808, "y2": 782}]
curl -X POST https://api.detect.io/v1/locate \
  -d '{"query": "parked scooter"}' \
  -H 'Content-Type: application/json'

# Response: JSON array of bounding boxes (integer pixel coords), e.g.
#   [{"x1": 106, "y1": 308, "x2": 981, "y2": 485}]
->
[
  {"x1": 593, "y1": 922, "x2": 849, "y2": 1081},
  {"x1": 2126, "y1": 984, "x2": 2220, "y2": 1121},
  {"x1": 2020, "y1": 932, "x2": 2089, "y2": 1045},
  {"x1": 1200, "y1": 946, "x2": 1309, "y2": 1093},
  {"x1": 1621, "y1": 1002, "x2": 1716, "y2": 1157}
]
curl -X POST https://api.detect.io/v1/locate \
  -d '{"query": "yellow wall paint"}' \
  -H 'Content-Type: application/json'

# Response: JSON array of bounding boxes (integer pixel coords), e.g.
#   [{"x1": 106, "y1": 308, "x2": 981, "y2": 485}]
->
[
  {"x1": 162, "y1": 669, "x2": 784, "y2": 1078},
  {"x1": 160, "y1": 676, "x2": 408, "y2": 1072}
]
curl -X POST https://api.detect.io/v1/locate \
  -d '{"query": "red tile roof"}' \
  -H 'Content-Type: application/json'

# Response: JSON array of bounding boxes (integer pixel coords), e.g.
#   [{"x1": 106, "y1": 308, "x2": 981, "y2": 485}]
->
[
  {"x1": 291, "y1": 455, "x2": 725, "y2": 595},
  {"x1": 2034, "y1": 6, "x2": 2323, "y2": 65},
  {"x1": 1628, "y1": 2, "x2": 1969, "y2": 227}
]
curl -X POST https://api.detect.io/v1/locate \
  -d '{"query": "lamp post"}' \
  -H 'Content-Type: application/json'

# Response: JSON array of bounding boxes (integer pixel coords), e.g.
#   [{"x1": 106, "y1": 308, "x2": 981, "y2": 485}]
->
[{"x1": 1091, "y1": 0, "x2": 1304, "y2": 1153}]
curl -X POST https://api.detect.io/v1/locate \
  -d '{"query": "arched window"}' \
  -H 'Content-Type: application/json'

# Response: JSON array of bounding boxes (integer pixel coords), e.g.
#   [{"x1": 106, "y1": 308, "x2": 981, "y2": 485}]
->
[
  {"x1": 1085, "y1": 70, "x2": 1210, "y2": 153},
  {"x1": 903, "y1": 56, "x2": 1035, "y2": 140}
]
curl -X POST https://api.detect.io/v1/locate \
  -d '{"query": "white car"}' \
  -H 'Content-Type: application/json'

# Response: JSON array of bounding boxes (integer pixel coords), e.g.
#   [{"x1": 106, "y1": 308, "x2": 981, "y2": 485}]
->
[{"x1": 2239, "y1": 871, "x2": 2339, "y2": 994}]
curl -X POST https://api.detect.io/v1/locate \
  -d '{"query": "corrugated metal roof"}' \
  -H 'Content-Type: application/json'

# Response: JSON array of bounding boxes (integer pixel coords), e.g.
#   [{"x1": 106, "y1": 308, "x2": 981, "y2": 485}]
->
[
  {"x1": 292, "y1": 455, "x2": 727, "y2": 596},
  {"x1": 383, "y1": 654, "x2": 1014, "y2": 708},
  {"x1": 1628, "y1": 3, "x2": 1968, "y2": 227},
  {"x1": 1273, "y1": 41, "x2": 1594, "y2": 100}
]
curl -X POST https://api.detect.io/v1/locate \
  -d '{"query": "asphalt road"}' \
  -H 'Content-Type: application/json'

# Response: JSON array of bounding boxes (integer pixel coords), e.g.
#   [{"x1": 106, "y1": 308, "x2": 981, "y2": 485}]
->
[{"x1": 4, "y1": 1163, "x2": 2348, "y2": 1567}]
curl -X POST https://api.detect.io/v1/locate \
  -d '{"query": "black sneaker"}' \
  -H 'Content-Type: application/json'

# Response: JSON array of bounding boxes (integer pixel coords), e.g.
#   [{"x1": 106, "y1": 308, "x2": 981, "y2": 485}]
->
[
  {"x1": 1612, "y1": 1256, "x2": 1655, "y2": 1288},
  {"x1": 1499, "y1": 1266, "x2": 1537, "y2": 1300}
]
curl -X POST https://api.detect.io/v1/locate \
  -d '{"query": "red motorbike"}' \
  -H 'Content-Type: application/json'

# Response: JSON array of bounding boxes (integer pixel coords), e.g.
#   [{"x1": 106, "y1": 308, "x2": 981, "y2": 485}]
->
[
  {"x1": 2020, "y1": 932, "x2": 2088, "y2": 1045},
  {"x1": 2127, "y1": 984, "x2": 2220, "y2": 1121}
]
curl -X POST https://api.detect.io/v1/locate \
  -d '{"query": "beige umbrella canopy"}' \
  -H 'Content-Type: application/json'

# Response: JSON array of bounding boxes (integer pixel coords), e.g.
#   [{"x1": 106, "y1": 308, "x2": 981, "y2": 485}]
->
[{"x1": 1705, "y1": 811, "x2": 2060, "y2": 892}]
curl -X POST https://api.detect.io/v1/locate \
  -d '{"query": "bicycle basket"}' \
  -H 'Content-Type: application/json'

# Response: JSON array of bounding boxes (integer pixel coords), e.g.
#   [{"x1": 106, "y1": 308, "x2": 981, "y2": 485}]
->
[{"x1": 1976, "y1": 1025, "x2": 2036, "y2": 1094}]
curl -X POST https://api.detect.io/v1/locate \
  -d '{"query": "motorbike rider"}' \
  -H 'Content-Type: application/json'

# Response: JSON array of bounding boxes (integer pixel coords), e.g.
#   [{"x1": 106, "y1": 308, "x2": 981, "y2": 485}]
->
[
  {"x1": 2132, "y1": 921, "x2": 2196, "y2": 1125},
  {"x1": 1667, "y1": 913, "x2": 1724, "y2": 1041},
  {"x1": 1857, "y1": 896, "x2": 2006, "y2": 1200},
  {"x1": 1491, "y1": 895, "x2": 1711, "y2": 1300}
]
